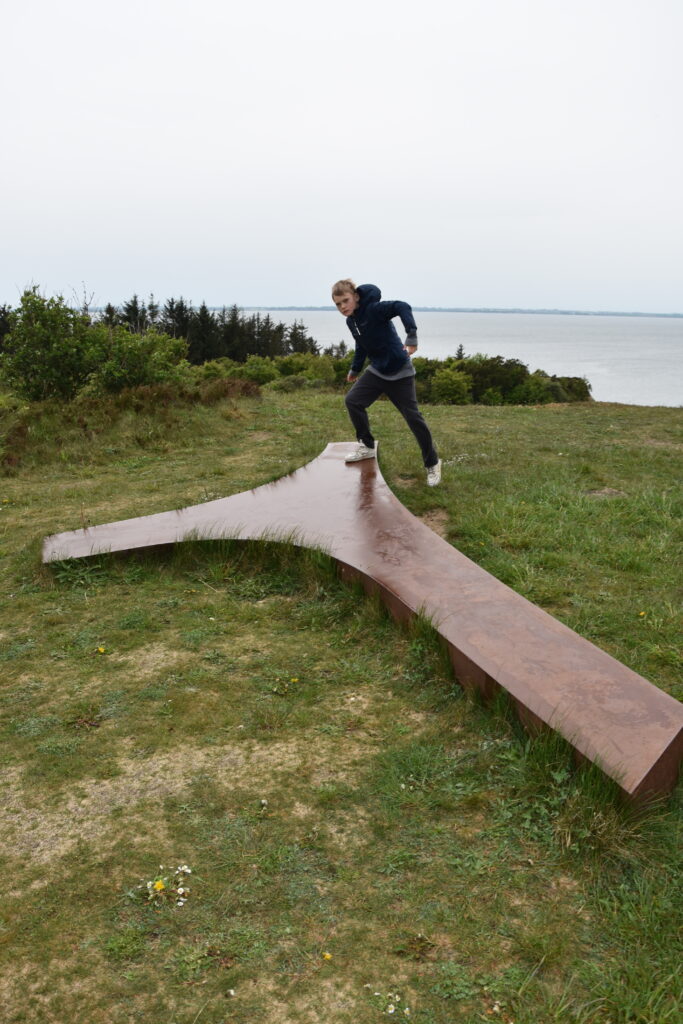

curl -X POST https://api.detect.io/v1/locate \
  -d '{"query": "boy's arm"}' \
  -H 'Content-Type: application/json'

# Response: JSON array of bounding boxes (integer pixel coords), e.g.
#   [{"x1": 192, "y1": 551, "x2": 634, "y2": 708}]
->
[
  {"x1": 347, "y1": 339, "x2": 368, "y2": 381},
  {"x1": 378, "y1": 299, "x2": 418, "y2": 351}
]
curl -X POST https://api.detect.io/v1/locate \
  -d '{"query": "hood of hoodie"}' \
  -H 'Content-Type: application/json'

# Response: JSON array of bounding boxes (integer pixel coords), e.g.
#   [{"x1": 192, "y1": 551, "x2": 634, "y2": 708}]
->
[{"x1": 355, "y1": 284, "x2": 381, "y2": 313}]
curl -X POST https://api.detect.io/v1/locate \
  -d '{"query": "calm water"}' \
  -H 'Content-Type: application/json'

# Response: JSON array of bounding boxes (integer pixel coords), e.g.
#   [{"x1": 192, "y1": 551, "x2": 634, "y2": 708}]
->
[{"x1": 254, "y1": 310, "x2": 682, "y2": 407}]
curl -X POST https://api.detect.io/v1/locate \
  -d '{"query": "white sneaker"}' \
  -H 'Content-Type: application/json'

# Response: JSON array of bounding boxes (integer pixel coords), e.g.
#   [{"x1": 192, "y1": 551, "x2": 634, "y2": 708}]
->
[
  {"x1": 426, "y1": 459, "x2": 442, "y2": 486},
  {"x1": 345, "y1": 442, "x2": 377, "y2": 463}
]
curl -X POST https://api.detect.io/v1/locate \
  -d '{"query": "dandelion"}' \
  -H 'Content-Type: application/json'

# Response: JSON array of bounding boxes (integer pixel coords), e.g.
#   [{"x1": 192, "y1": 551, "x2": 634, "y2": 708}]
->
[
  {"x1": 639, "y1": 611, "x2": 646, "y2": 617},
  {"x1": 290, "y1": 677, "x2": 299, "y2": 683},
  {"x1": 322, "y1": 951, "x2": 333, "y2": 961},
  {"x1": 97, "y1": 646, "x2": 106, "y2": 654}
]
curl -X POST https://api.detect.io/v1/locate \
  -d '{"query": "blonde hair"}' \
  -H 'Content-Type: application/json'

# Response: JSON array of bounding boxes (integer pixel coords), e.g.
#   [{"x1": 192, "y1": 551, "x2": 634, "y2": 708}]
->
[{"x1": 331, "y1": 278, "x2": 357, "y2": 297}]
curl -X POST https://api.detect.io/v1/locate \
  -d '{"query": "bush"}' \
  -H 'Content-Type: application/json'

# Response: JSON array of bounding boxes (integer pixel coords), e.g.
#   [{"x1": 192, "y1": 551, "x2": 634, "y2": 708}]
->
[
  {"x1": 505, "y1": 371, "x2": 560, "y2": 404},
  {"x1": 86, "y1": 326, "x2": 189, "y2": 394},
  {"x1": 265, "y1": 374, "x2": 309, "y2": 393},
  {"x1": 230, "y1": 355, "x2": 279, "y2": 385},
  {"x1": 274, "y1": 353, "x2": 316, "y2": 377},
  {"x1": 480, "y1": 387, "x2": 504, "y2": 405},
  {"x1": 430, "y1": 368, "x2": 473, "y2": 405},
  {"x1": 273, "y1": 353, "x2": 336, "y2": 385},
  {"x1": 412, "y1": 356, "x2": 440, "y2": 387},
  {"x1": 0, "y1": 289, "x2": 101, "y2": 400},
  {"x1": 458, "y1": 354, "x2": 529, "y2": 403},
  {"x1": 192, "y1": 358, "x2": 239, "y2": 381},
  {"x1": 556, "y1": 375, "x2": 592, "y2": 402},
  {"x1": 303, "y1": 355, "x2": 336, "y2": 385}
]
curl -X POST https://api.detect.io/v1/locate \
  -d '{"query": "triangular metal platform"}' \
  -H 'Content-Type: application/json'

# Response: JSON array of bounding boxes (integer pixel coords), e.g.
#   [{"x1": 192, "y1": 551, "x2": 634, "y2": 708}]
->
[{"x1": 43, "y1": 442, "x2": 683, "y2": 800}]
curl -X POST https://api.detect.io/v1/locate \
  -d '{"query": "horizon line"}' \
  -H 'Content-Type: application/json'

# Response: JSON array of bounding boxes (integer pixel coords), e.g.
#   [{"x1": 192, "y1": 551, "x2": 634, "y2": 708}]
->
[{"x1": 242, "y1": 305, "x2": 683, "y2": 319}]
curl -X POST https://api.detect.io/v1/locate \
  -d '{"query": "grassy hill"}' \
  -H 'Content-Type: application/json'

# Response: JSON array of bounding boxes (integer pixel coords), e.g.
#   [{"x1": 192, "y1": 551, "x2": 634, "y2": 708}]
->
[{"x1": 1, "y1": 389, "x2": 681, "y2": 1023}]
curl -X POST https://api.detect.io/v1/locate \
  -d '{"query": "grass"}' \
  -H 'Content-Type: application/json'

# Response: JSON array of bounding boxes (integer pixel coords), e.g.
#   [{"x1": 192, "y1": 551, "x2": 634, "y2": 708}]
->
[{"x1": 0, "y1": 387, "x2": 681, "y2": 1023}]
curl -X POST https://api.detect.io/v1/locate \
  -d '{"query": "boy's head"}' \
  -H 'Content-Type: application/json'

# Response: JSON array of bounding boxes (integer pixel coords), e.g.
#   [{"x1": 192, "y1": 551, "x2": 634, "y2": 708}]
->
[{"x1": 332, "y1": 279, "x2": 359, "y2": 317}]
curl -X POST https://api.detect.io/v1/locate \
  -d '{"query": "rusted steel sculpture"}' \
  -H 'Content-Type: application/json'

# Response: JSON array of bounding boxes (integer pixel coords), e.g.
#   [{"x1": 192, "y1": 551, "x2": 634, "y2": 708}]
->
[{"x1": 43, "y1": 442, "x2": 683, "y2": 800}]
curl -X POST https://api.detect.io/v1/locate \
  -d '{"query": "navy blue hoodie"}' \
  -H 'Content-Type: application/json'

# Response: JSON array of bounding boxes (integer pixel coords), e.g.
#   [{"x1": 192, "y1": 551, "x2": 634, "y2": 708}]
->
[{"x1": 347, "y1": 284, "x2": 417, "y2": 376}]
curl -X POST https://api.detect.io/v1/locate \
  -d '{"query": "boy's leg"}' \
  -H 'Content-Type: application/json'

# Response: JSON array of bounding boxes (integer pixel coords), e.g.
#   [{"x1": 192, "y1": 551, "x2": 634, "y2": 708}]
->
[
  {"x1": 344, "y1": 372, "x2": 386, "y2": 448},
  {"x1": 384, "y1": 376, "x2": 439, "y2": 467}
]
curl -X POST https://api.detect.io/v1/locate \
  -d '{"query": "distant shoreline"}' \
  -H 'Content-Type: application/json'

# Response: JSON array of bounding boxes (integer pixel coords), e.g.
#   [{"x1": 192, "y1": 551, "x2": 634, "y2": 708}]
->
[
  {"x1": 80, "y1": 304, "x2": 683, "y2": 319},
  {"x1": 246, "y1": 306, "x2": 683, "y2": 319}
]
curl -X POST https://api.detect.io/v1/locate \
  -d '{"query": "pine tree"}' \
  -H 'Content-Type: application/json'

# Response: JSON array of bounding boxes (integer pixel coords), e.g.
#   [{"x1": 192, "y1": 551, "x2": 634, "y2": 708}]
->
[
  {"x1": 160, "y1": 297, "x2": 192, "y2": 339},
  {"x1": 287, "y1": 320, "x2": 319, "y2": 355},
  {"x1": 323, "y1": 340, "x2": 348, "y2": 358},
  {"x1": 101, "y1": 303, "x2": 120, "y2": 327},
  {"x1": 121, "y1": 294, "x2": 148, "y2": 334},
  {"x1": 147, "y1": 293, "x2": 160, "y2": 326},
  {"x1": 187, "y1": 303, "x2": 220, "y2": 364},
  {"x1": 218, "y1": 304, "x2": 249, "y2": 361}
]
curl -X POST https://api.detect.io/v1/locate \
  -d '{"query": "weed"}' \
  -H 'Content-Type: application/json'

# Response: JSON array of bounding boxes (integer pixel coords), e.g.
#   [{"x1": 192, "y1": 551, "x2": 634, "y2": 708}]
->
[{"x1": 103, "y1": 925, "x2": 148, "y2": 962}]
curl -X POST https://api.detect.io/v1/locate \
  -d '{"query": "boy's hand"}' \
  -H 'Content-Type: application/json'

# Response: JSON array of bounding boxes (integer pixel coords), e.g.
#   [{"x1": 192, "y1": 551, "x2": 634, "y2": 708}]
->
[
  {"x1": 346, "y1": 371, "x2": 358, "y2": 383},
  {"x1": 405, "y1": 345, "x2": 417, "y2": 356}
]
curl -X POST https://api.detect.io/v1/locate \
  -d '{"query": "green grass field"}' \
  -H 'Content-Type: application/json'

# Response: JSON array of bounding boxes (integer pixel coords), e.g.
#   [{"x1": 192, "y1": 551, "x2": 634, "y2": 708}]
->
[{"x1": 1, "y1": 389, "x2": 681, "y2": 1023}]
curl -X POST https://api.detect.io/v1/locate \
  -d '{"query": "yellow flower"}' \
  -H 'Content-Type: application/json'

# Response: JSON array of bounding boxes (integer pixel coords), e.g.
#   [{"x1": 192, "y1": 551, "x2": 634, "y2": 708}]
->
[
  {"x1": 639, "y1": 611, "x2": 646, "y2": 617},
  {"x1": 290, "y1": 677, "x2": 299, "y2": 683},
  {"x1": 97, "y1": 646, "x2": 106, "y2": 654},
  {"x1": 153, "y1": 879, "x2": 165, "y2": 891},
  {"x1": 322, "y1": 951, "x2": 332, "y2": 960}
]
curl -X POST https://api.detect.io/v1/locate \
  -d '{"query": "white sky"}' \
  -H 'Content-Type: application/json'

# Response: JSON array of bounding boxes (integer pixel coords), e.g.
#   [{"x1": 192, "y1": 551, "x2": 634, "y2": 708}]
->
[{"x1": 2, "y1": 0, "x2": 682, "y2": 311}]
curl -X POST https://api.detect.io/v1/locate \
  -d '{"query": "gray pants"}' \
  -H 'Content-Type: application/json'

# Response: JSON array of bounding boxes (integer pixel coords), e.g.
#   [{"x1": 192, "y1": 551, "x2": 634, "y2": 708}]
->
[{"x1": 345, "y1": 371, "x2": 438, "y2": 468}]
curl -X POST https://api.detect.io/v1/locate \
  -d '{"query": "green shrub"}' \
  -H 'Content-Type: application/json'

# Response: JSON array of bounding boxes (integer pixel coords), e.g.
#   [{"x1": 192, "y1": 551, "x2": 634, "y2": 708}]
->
[
  {"x1": 274, "y1": 353, "x2": 316, "y2": 377},
  {"x1": 232, "y1": 355, "x2": 279, "y2": 385},
  {"x1": 508, "y1": 370, "x2": 560, "y2": 405},
  {"x1": 86, "y1": 326, "x2": 189, "y2": 394},
  {"x1": 192, "y1": 357, "x2": 239, "y2": 381},
  {"x1": 303, "y1": 355, "x2": 336, "y2": 385},
  {"x1": 556, "y1": 375, "x2": 592, "y2": 401},
  {"x1": 480, "y1": 386, "x2": 504, "y2": 405},
  {"x1": 0, "y1": 288, "x2": 101, "y2": 400},
  {"x1": 265, "y1": 374, "x2": 309, "y2": 393},
  {"x1": 331, "y1": 353, "x2": 354, "y2": 384},
  {"x1": 412, "y1": 356, "x2": 440, "y2": 382},
  {"x1": 430, "y1": 367, "x2": 473, "y2": 405},
  {"x1": 459, "y1": 354, "x2": 529, "y2": 402}
]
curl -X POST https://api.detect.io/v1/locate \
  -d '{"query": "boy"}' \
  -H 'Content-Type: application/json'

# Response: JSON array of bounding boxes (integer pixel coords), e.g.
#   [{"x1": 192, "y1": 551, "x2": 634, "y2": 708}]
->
[{"x1": 332, "y1": 279, "x2": 441, "y2": 486}]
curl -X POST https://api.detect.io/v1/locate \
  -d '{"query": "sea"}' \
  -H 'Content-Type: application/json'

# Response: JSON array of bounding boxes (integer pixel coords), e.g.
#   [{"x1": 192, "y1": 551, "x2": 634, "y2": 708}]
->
[{"x1": 251, "y1": 310, "x2": 682, "y2": 408}]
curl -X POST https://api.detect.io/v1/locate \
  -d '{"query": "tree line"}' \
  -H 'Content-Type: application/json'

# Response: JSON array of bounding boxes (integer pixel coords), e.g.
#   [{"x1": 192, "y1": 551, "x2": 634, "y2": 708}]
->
[
  {"x1": 98, "y1": 294, "x2": 323, "y2": 363},
  {"x1": 0, "y1": 289, "x2": 591, "y2": 405}
]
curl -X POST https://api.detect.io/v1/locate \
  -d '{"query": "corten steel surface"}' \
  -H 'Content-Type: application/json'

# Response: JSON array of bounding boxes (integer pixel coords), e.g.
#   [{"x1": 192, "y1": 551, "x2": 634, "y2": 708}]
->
[{"x1": 43, "y1": 442, "x2": 683, "y2": 800}]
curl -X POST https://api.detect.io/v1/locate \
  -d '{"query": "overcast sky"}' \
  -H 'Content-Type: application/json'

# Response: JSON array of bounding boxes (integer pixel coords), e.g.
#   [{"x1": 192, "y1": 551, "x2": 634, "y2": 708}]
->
[{"x1": 3, "y1": 0, "x2": 682, "y2": 312}]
